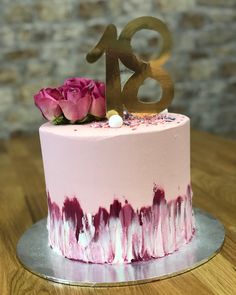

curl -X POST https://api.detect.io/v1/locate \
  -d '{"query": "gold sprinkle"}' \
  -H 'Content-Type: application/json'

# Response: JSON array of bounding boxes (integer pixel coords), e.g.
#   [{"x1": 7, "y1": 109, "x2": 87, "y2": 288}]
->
[{"x1": 106, "y1": 109, "x2": 119, "y2": 119}]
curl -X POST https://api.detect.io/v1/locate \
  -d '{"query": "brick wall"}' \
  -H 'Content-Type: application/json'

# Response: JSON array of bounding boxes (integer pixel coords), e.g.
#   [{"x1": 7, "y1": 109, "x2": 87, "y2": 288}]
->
[{"x1": 0, "y1": 0, "x2": 235, "y2": 138}]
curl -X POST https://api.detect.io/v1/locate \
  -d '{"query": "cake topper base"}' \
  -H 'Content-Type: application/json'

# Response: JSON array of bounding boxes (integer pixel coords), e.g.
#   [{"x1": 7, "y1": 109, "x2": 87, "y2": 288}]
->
[{"x1": 16, "y1": 208, "x2": 225, "y2": 287}]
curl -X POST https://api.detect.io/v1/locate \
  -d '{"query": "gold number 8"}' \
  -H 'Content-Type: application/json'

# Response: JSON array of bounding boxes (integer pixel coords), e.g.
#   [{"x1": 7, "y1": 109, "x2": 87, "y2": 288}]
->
[{"x1": 119, "y1": 16, "x2": 174, "y2": 113}]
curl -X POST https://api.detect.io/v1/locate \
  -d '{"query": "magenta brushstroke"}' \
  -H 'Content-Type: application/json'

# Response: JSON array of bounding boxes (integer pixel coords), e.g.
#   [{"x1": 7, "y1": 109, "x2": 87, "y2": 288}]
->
[{"x1": 47, "y1": 185, "x2": 195, "y2": 264}]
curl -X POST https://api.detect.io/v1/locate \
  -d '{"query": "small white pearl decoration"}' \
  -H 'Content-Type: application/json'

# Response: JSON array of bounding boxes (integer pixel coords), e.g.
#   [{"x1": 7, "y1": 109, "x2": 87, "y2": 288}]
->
[{"x1": 108, "y1": 114, "x2": 123, "y2": 128}]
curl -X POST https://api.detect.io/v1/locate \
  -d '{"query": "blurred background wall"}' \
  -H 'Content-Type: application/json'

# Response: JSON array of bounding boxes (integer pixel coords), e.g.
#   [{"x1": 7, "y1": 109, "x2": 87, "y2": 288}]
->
[{"x1": 0, "y1": 0, "x2": 235, "y2": 138}]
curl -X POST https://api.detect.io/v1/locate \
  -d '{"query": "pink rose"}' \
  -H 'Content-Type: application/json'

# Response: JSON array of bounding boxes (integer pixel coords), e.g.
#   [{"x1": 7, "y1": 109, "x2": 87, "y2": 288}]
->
[
  {"x1": 34, "y1": 88, "x2": 63, "y2": 120},
  {"x1": 59, "y1": 85, "x2": 92, "y2": 122},
  {"x1": 34, "y1": 77, "x2": 106, "y2": 124},
  {"x1": 59, "y1": 77, "x2": 106, "y2": 122}
]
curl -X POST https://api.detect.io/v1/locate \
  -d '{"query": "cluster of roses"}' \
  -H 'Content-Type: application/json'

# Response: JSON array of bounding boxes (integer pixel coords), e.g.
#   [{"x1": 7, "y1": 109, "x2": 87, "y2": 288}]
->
[{"x1": 34, "y1": 77, "x2": 106, "y2": 124}]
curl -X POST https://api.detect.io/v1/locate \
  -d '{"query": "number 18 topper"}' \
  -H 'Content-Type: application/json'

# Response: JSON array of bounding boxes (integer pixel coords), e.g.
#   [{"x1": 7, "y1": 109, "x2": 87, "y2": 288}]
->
[{"x1": 86, "y1": 16, "x2": 174, "y2": 116}]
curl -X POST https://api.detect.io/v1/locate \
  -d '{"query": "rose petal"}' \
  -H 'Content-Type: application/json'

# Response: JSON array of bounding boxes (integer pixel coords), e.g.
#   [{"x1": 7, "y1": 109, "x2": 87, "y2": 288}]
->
[
  {"x1": 89, "y1": 96, "x2": 106, "y2": 118},
  {"x1": 59, "y1": 100, "x2": 80, "y2": 121},
  {"x1": 64, "y1": 77, "x2": 92, "y2": 88},
  {"x1": 92, "y1": 83, "x2": 101, "y2": 99},
  {"x1": 45, "y1": 88, "x2": 64, "y2": 101},
  {"x1": 59, "y1": 94, "x2": 92, "y2": 121},
  {"x1": 97, "y1": 82, "x2": 105, "y2": 97},
  {"x1": 77, "y1": 94, "x2": 92, "y2": 119},
  {"x1": 34, "y1": 95, "x2": 62, "y2": 120},
  {"x1": 66, "y1": 87, "x2": 82, "y2": 103}
]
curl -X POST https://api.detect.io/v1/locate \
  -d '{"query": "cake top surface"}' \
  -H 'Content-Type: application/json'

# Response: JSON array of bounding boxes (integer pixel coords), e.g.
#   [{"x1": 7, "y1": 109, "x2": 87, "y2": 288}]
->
[{"x1": 40, "y1": 113, "x2": 189, "y2": 138}]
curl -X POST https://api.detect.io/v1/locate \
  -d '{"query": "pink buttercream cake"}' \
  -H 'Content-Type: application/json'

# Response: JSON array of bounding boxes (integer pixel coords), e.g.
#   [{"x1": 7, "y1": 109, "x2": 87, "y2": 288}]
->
[{"x1": 39, "y1": 113, "x2": 195, "y2": 264}]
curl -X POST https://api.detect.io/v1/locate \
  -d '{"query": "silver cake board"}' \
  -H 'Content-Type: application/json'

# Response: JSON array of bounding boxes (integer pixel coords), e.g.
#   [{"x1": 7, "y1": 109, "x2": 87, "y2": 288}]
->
[{"x1": 16, "y1": 208, "x2": 225, "y2": 287}]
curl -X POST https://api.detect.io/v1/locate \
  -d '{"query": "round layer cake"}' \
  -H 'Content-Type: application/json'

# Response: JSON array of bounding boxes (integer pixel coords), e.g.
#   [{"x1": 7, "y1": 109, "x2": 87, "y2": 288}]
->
[{"x1": 39, "y1": 113, "x2": 195, "y2": 264}]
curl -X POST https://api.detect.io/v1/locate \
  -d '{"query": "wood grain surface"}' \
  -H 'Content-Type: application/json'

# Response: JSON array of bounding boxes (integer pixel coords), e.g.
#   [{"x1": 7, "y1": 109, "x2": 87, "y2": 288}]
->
[{"x1": 0, "y1": 130, "x2": 235, "y2": 295}]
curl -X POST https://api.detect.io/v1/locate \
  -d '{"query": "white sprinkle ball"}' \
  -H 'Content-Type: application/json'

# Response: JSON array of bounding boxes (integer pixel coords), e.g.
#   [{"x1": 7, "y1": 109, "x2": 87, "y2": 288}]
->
[{"x1": 108, "y1": 114, "x2": 123, "y2": 128}]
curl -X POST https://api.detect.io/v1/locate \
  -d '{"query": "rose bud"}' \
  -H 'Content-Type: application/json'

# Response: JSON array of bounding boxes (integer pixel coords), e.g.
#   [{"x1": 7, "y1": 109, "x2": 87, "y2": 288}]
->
[
  {"x1": 59, "y1": 85, "x2": 92, "y2": 122},
  {"x1": 60, "y1": 77, "x2": 106, "y2": 122},
  {"x1": 34, "y1": 88, "x2": 63, "y2": 121}
]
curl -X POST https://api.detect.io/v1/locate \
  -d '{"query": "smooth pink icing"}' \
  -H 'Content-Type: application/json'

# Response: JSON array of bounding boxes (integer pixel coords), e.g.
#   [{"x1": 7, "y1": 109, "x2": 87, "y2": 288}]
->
[{"x1": 39, "y1": 113, "x2": 190, "y2": 213}]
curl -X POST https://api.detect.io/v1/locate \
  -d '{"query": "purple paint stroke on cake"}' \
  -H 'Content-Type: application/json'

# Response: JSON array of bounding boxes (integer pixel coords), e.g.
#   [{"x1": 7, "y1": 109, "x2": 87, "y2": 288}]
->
[
  {"x1": 47, "y1": 184, "x2": 195, "y2": 264},
  {"x1": 62, "y1": 197, "x2": 84, "y2": 241}
]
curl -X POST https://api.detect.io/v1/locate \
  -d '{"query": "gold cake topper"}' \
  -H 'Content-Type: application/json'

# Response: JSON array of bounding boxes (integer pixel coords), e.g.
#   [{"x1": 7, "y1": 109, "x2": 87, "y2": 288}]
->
[{"x1": 86, "y1": 16, "x2": 174, "y2": 116}]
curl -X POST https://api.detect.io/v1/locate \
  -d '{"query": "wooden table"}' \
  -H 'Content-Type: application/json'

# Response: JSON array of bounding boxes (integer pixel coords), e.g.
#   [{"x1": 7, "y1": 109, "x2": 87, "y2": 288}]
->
[{"x1": 0, "y1": 130, "x2": 235, "y2": 295}]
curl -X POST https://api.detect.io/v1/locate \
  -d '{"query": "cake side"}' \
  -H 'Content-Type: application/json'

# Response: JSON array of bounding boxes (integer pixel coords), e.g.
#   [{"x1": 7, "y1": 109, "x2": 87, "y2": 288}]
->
[
  {"x1": 39, "y1": 113, "x2": 190, "y2": 212},
  {"x1": 39, "y1": 113, "x2": 195, "y2": 264}
]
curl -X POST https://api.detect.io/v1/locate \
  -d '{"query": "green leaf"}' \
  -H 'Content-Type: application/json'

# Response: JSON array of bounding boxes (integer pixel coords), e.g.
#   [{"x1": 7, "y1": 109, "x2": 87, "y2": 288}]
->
[
  {"x1": 52, "y1": 114, "x2": 106, "y2": 125},
  {"x1": 52, "y1": 115, "x2": 69, "y2": 125}
]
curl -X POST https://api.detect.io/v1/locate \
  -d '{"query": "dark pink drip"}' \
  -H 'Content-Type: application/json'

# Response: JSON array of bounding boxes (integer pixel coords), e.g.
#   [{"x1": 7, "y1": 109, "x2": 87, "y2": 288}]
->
[
  {"x1": 62, "y1": 197, "x2": 84, "y2": 240},
  {"x1": 47, "y1": 185, "x2": 194, "y2": 263},
  {"x1": 120, "y1": 202, "x2": 134, "y2": 228},
  {"x1": 93, "y1": 207, "x2": 109, "y2": 240},
  {"x1": 176, "y1": 196, "x2": 183, "y2": 216},
  {"x1": 84, "y1": 215, "x2": 89, "y2": 230},
  {"x1": 47, "y1": 192, "x2": 61, "y2": 220},
  {"x1": 131, "y1": 250, "x2": 150, "y2": 263},
  {"x1": 187, "y1": 184, "x2": 193, "y2": 207},
  {"x1": 187, "y1": 184, "x2": 191, "y2": 198},
  {"x1": 153, "y1": 185, "x2": 166, "y2": 206},
  {"x1": 139, "y1": 206, "x2": 152, "y2": 225},
  {"x1": 109, "y1": 199, "x2": 122, "y2": 218}
]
